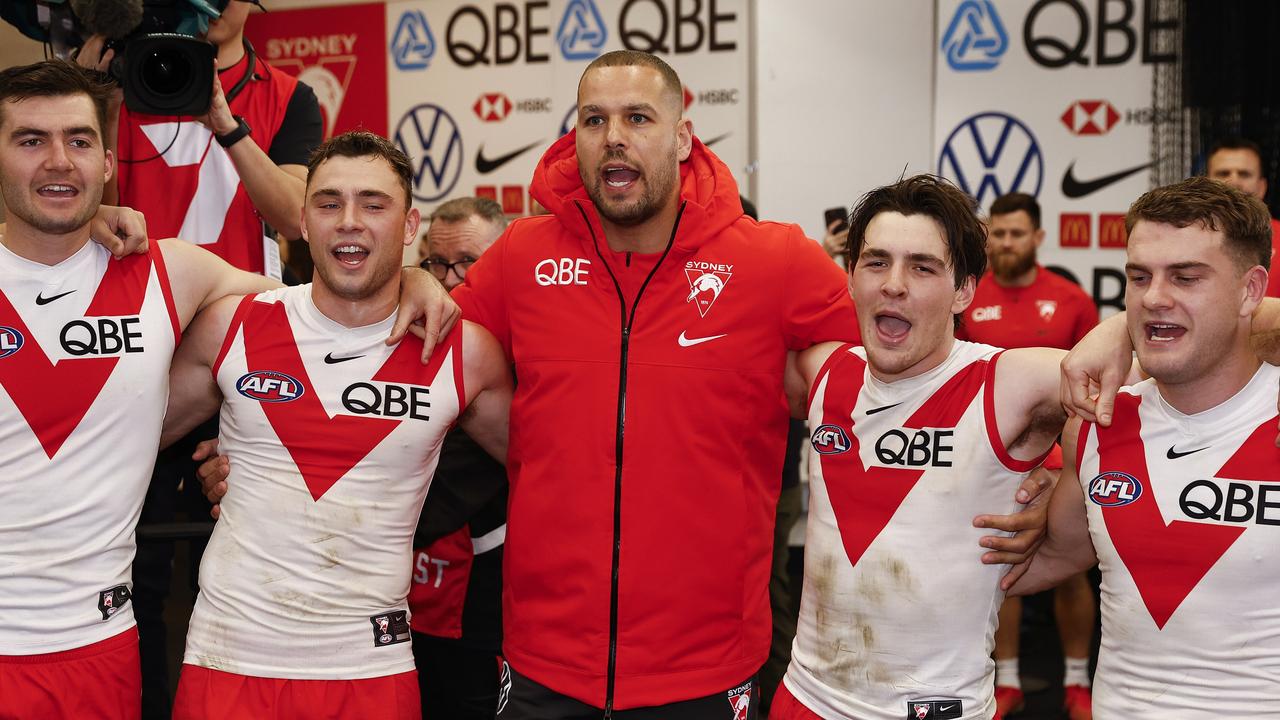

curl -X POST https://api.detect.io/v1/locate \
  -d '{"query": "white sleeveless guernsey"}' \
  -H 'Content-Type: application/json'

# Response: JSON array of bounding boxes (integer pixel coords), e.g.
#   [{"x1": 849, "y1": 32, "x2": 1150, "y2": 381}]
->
[
  {"x1": 785, "y1": 341, "x2": 1046, "y2": 720},
  {"x1": 1078, "y1": 363, "x2": 1280, "y2": 717},
  {"x1": 183, "y1": 285, "x2": 463, "y2": 679},
  {"x1": 0, "y1": 240, "x2": 179, "y2": 653}
]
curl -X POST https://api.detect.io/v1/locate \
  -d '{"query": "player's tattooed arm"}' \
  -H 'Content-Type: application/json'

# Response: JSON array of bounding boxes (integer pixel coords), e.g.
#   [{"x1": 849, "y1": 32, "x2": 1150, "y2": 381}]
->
[
  {"x1": 457, "y1": 321, "x2": 513, "y2": 464},
  {"x1": 161, "y1": 294, "x2": 238, "y2": 449},
  {"x1": 1004, "y1": 419, "x2": 1097, "y2": 596}
]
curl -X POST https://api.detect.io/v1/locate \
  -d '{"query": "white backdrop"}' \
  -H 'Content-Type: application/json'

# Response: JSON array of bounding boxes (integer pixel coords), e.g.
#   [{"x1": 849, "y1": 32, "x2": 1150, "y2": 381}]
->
[
  {"x1": 934, "y1": 0, "x2": 1175, "y2": 313},
  {"x1": 383, "y1": 0, "x2": 751, "y2": 221}
]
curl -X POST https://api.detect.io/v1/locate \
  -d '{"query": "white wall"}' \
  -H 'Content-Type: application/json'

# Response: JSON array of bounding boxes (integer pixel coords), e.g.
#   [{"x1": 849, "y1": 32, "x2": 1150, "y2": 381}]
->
[{"x1": 753, "y1": 0, "x2": 935, "y2": 239}]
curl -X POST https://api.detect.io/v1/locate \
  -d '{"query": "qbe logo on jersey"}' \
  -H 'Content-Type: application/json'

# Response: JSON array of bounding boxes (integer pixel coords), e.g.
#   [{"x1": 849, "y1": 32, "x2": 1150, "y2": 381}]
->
[
  {"x1": 684, "y1": 260, "x2": 732, "y2": 317},
  {"x1": 938, "y1": 111, "x2": 1043, "y2": 208},
  {"x1": 391, "y1": 9, "x2": 435, "y2": 70},
  {"x1": 395, "y1": 103, "x2": 463, "y2": 203},
  {"x1": 237, "y1": 371, "x2": 306, "y2": 403},
  {"x1": 1088, "y1": 470, "x2": 1143, "y2": 507},
  {"x1": 940, "y1": 0, "x2": 1008, "y2": 71},
  {"x1": 0, "y1": 326, "x2": 23, "y2": 359}
]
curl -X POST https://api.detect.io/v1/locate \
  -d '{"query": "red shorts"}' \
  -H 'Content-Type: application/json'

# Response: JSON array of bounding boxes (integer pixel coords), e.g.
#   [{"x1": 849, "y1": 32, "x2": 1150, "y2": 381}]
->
[
  {"x1": 173, "y1": 664, "x2": 421, "y2": 720},
  {"x1": 769, "y1": 680, "x2": 822, "y2": 720},
  {"x1": 0, "y1": 626, "x2": 141, "y2": 720}
]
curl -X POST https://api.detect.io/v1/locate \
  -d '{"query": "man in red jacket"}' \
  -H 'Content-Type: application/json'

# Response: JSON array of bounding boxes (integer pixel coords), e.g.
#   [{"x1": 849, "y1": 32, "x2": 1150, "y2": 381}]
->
[{"x1": 452, "y1": 51, "x2": 857, "y2": 718}]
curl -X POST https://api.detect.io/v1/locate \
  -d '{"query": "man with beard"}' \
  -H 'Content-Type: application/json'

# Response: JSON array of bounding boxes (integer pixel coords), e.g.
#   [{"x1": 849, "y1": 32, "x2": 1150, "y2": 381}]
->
[
  {"x1": 454, "y1": 50, "x2": 865, "y2": 719},
  {"x1": 958, "y1": 192, "x2": 1098, "y2": 720},
  {"x1": 160, "y1": 132, "x2": 511, "y2": 720}
]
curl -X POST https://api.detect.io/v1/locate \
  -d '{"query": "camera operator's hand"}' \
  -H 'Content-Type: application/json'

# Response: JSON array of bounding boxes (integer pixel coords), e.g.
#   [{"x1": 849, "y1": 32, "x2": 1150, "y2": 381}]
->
[
  {"x1": 72, "y1": 35, "x2": 115, "y2": 74},
  {"x1": 194, "y1": 64, "x2": 239, "y2": 137}
]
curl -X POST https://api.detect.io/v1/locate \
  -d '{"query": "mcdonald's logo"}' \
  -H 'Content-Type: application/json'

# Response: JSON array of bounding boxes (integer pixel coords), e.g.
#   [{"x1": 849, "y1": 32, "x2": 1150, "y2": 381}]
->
[
  {"x1": 1098, "y1": 213, "x2": 1127, "y2": 248},
  {"x1": 1060, "y1": 213, "x2": 1091, "y2": 248}
]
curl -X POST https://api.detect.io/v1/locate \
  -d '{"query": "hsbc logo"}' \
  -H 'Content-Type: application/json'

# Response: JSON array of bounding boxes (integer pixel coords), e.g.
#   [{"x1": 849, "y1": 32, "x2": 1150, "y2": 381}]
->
[
  {"x1": 474, "y1": 93, "x2": 511, "y2": 122},
  {"x1": 1088, "y1": 471, "x2": 1142, "y2": 507},
  {"x1": 472, "y1": 93, "x2": 553, "y2": 122},
  {"x1": 1061, "y1": 99, "x2": 1120, "y2": 136}
]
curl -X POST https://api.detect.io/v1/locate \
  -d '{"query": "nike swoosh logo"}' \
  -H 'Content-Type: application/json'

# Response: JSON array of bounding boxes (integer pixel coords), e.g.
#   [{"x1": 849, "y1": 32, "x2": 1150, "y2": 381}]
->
[
  {"x1": 1166, "y1": 445, "x2": 1209, "y2": 459},
  {"x1": 939, "y1": 705, "x2": 957, "y2": 712},
  {"x1": 677, "y1": 331, "x2": 727, "y2": 347},
  {"x1": 475, "y1": 140, "x2": 544, "y2": 174},
  {"x1": 703, "y1": 132, "x2": 731, "y2": 147},
  {"x1": 34, "y1": 289, "x2": 76, "y2": 305},
  {"x1": 1061, "y1": 160, "x2": 1152, "y2": 198},
  {"x1": 323, "y1": 352, "x2": 365, "y2": 364},
  {"x1": 865, "y1": 402, "x2": 903, "y2": 415}
]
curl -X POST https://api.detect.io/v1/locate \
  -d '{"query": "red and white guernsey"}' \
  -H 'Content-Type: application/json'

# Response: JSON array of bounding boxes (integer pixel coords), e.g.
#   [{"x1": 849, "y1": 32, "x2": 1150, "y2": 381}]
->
[
  {"x1": 785, "y1": 341, "x2": 1045, "y2": 720},
  {"x1": 1079, "y1": 363, "x2": 1280, "y2": 717},
  {"x1": 185, "y1": 285, "x2": 463, "y2": 679},
  {"x1": 0, "y1": 240, "x2": 179, "y2": 653}
]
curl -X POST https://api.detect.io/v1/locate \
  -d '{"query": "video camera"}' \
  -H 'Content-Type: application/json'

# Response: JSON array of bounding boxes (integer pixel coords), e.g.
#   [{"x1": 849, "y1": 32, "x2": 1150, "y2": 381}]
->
[{"x1": 0, "y1": 0, "x2": 228, "y2": 115}]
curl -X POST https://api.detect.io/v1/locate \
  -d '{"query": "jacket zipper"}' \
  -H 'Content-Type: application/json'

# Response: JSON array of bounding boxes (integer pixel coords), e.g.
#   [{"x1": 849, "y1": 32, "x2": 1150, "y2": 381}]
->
[{"x1": 576, "y1": 201, "x2": 685, "y2": 719}]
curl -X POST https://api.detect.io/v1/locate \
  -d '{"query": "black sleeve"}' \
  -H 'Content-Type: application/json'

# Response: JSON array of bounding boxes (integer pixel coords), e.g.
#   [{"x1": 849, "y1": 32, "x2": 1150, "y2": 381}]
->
[
  {"x1": 413, "y1": 430, "x2": 509, "y2": 548},
  {"x1": 267, "y1": 80, "x2": 323, "y2": 166}
]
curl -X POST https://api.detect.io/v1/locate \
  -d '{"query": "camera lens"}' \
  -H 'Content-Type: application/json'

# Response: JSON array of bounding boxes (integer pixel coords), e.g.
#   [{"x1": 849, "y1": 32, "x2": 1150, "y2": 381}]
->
[
  {"x1": 122, "y1": 34, "x2": 215, "y2": 116},
  {"x1": 140, "y1": 50, "x2": 191, "y2": 97}
]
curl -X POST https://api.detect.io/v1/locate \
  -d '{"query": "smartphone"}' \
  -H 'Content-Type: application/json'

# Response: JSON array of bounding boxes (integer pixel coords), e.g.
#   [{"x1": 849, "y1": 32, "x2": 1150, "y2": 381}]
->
[{"x1": 824, "y1": 206, "x2": 849, "y2": 234}]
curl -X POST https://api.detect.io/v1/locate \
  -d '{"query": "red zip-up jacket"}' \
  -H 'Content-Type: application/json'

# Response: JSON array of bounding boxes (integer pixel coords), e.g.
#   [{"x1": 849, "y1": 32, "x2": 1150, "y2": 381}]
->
[{"x1": 453, "y1": 133, "x2": 858, "y2": 710}]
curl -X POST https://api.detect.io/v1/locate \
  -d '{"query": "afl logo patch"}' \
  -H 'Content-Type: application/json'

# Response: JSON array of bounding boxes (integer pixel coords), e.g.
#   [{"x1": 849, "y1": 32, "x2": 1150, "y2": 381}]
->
[
  {"x1": 1088, "y1": 471, "x2": 1142, "y2": 507},
  {"x1": 0, "y1": 326, "x2": 23, "y2": 359},
  {"x1": 811, "y1": 424, "x2": 851, "y2": 455},
  {"x1": 236, "y1": 371, "x2": 305, "y2": 403}
]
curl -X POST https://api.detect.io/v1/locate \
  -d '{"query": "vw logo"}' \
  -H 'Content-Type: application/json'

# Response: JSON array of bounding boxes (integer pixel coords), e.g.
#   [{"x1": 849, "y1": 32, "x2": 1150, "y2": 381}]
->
[
  {"x1": 938, "y1": 111, "x2": 1043, "y2": 208},
  {"x1": 394, "y1": 104, "x2": 463, "y2": 203}
]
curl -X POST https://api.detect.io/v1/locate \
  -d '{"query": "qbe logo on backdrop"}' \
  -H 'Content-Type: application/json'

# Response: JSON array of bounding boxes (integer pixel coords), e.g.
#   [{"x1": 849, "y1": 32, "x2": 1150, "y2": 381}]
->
[
  {"x1": 557, "y1": 0, "x2": 608, "y2": 60},
  {"x1": 395, "y1": 104, "x2": 463, "y2": 203},
  {"x1": 940, "y1": 0, "x2": 1008, "y2": 71},
  {"x1": 391, "y1": 10, "x2": 436, "y2": 70},
  {"x1": 938, "y1": 112, "x2": 1043, "y2": 208}
]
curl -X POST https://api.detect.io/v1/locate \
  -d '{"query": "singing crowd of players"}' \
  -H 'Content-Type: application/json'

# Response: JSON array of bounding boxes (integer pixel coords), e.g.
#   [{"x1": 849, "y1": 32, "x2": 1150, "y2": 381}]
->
[{"x1": 0, "y1": 11, "x2": 1277, "y2": 720}]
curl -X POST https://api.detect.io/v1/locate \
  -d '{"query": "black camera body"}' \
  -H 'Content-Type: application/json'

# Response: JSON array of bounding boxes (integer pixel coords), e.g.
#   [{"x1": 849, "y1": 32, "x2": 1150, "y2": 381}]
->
[
  {"x1": 2, "y1": 0, "x2": 221, "y2": 115},
  {"x1": 115, "y1": 32, "x2": 216, "y2": 116}
]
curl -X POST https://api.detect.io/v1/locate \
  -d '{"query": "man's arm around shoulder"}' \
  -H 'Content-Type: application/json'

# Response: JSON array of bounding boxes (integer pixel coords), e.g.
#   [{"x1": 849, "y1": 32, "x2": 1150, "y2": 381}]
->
[
  {"x1": 156, "y1": 239, "x2": 280, "y2": 331},
  {"x1": 1006, "y1": 418, "x2": 1098, "y2": 595},
  {"x1": 161, "y1": 294, "x2": 240, "y2": 448},
  {"x1": 457, "y1": 320, "x2": 513, "y2": 464}
]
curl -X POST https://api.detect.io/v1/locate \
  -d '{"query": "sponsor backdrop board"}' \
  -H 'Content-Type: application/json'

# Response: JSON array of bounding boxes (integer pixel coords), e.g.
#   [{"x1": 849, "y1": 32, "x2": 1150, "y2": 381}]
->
[
  {"x1": 934, "y1": 0, "x2": 1175, "y2": 315},
  {"x1": 384, "y1": 0, "x2": 751, "y2": 221},
  {"x1": 246, "y1": 4, "x2": 389, "y2": 139}
]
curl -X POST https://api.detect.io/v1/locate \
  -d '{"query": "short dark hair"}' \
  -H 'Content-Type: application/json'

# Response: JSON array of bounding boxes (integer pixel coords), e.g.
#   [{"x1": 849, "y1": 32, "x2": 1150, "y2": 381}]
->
[
  {"x1": 0, "y1": 60, "x2": 113, "y2": 138},
  {"x1": 1207, "y1": 136, "x2": 1265, "y2": 173},
  {"x1": 430, "y1": 196, "x2": 507, "y2": 230},
  {"x1": 989, "y1": 192, "x2": 1041, "y2": 229},
  {"x1": 581, "y1": 50, "x2": 683, "y2": 114},
  {"x1": 1125, "y1": 176, "x2": 1271, "y2": 272},
  {"x1": 846, "y1": 174, "x2": 988, "y2": 290},
  {"x1": 307, "y1": 131, "x2": 413, "y2": 207}
]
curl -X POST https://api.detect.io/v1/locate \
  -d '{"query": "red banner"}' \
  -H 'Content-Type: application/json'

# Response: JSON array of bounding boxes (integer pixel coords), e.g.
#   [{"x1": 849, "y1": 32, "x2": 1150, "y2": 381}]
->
[{"x1": 245, "y1": 3, "x2": 387, "y2": 138}]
